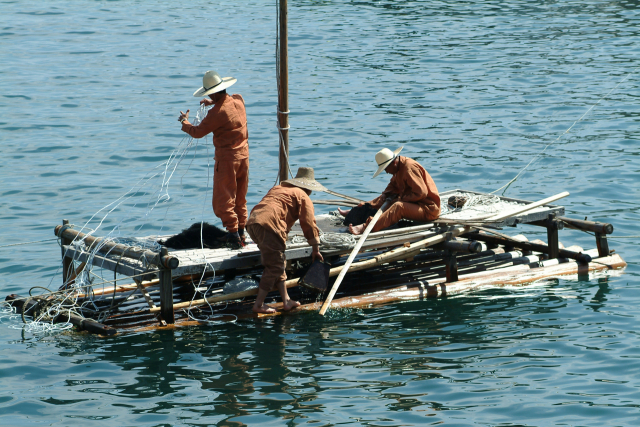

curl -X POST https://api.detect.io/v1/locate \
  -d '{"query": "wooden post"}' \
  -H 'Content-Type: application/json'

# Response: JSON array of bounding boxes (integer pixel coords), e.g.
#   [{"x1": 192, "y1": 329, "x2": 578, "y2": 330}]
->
[
  {"x1": 595, "y1": 232, "x2": 610, "y2": 258},
  {"x1": 60, "y1": 219, "x2": 73, "y2": 286},
  {"x1": 444, "y1": 233, "x2": 458, "y2": 283},
  {"x1": 158, "y1": 247, "x2": 175, "y2": 324},
  {"x1": 277, "y1": 0, "x2": 289, "y2": 183},
  {"x1": 546, "y1": 213, "x2": 560, "y2": 260},
  {"x1": 445, "y1": 251, "x2": 458, "y2": 283}
]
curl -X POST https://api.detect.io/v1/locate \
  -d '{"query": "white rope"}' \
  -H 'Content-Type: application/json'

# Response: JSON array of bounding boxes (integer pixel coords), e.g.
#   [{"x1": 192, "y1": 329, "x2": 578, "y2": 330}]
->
[
  {"x1": 0, "y1": 238, "x2": 58, "y2": 248},
  {"x1": 492, "y1": 65, "x2": 640, "y2": 195},
  {"x1": 10, "y1": 103, "x2": 241, "y2": 334}
]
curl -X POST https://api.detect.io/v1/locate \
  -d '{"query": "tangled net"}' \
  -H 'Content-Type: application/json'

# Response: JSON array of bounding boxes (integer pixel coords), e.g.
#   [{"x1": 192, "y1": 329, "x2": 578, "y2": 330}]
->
[
  {"x1": 290, "y1": 227, "x2": 357, "y2": 250},
  {"x1": 440, "y1": 191, "x2": 543, "y2": 221},
  {"x1": 5, "y1": 104, "x2": 236, "y2": 334}
]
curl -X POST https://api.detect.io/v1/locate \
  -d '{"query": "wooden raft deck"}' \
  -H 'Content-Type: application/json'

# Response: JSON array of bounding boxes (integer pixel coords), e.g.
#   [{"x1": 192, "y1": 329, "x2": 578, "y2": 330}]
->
[{"x1": 5, "y1": 190, "x2": 627, "y2": 335}]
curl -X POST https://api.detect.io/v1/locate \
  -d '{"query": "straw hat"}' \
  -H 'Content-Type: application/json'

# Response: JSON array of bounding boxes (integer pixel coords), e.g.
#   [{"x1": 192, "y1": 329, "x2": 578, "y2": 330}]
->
[
  {"x1": 282, "y1": 167, "x2": 327, "y2": 192},
  {"x1": 372, "y1": 146, "x2": 403, "y2": 178},
  {"x1": 193, "y1": 70, "x2": 237, "y2": 97}
]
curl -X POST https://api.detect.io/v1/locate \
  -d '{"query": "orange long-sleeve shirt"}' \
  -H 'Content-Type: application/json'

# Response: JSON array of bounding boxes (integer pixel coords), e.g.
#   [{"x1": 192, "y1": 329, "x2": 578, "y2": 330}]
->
[
  {"x1": 371, "y1": 156, "x2": 440, "y2": 208},
  {"x1": 246, "y1": 185, "x2": 320, "y2": 246},
  {"x1": 181, "y1": 93, "x2": 249, "y2": 161}
]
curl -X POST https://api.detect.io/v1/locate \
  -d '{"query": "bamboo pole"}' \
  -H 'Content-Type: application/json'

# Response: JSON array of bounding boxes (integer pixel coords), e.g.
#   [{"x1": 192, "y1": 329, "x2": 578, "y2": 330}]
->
[
  {"x1": 312, "y1": 199, "x2": 359, "y2": 207},
  {"x1": 324, "y1": 189, "x2": 365, "y2": 204},
  {"x1": 485, "y1": 191, "x2": 569, "y2": 222},
  {"x1": 319, "y1": 200, "x2": 391, "y2": 315},
  {"x1": 466, "y1": 231, "x2": 592, "y2": 263},
  {"x1": 136, "y1": 252, "x2": 627, "y2": 330}
]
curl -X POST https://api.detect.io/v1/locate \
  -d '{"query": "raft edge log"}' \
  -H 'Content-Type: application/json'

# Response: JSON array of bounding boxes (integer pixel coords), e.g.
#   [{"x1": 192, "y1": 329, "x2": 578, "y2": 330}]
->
[
  {"x1": 54, "y1": 225, "x2": 179, "y2": 269},
  {"x1": 557, "y1": 216, "x2": 614, "y2": 235}
]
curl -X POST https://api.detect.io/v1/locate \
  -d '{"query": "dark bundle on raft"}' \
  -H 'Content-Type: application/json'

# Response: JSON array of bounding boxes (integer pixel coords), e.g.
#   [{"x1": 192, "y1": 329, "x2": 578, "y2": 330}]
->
[
  {"x1": 343, "y1": 203, "x2": 378, "y2": 226},
  {"x1": 160, "y1": 222, "x2": 228, "y2": 250}
]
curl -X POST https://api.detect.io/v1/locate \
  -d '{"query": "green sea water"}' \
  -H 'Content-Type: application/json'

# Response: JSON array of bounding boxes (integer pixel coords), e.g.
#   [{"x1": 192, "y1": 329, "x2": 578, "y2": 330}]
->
[{"x1": 1, "y1": 1, "x2": 639, "y2": 425}]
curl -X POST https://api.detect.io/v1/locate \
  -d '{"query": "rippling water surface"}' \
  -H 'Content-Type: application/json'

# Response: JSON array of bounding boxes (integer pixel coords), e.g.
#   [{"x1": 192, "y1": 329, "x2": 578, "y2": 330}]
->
[{"x1": 1, "y1": 1, "x2": 639, "y2": 425}]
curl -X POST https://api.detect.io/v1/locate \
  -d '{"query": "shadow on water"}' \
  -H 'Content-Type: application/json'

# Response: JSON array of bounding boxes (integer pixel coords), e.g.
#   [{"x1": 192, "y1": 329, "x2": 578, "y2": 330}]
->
[
  {"x1": 26, "y1": 283, "x2": 594, "y2": 419},
  {"x1": 3, "y1": 271, "x2": 639, "y2": 425}
]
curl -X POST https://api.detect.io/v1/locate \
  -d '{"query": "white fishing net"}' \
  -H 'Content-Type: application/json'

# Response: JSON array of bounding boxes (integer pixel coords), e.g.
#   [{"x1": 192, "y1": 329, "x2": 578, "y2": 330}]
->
[
  {"x1": 5, "y1": 104, "x2": 231, "y2": 334},
  {"x1": 440, "y1": 191, "x2": 548, "y2": 221},
  {"x1": 290, "y1": 227, "x2": 357, "y2": 250}
]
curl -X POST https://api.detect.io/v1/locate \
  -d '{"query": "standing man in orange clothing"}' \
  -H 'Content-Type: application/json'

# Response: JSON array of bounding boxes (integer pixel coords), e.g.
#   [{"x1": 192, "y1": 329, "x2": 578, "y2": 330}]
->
[
  {"x1": 349, "y1": 147, "x2": 440, "y2": 235},
  {"x1": 246, "y1": 167, "x2": 325, "y2": 314},
  {"x1": 178, "y1": 70, "x2": 249, "y2": 248}
]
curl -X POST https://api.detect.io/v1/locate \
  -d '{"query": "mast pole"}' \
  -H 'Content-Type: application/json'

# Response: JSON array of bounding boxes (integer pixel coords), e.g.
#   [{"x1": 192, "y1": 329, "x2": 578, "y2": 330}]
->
[{"x1": 277, "y1": 0, "x2": 289, "y2": 182}]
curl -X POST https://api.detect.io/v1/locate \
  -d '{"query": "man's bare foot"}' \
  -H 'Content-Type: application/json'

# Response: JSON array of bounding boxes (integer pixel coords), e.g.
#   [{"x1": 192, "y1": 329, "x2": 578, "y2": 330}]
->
[
  {"x1": 349, "y1": 223, "x2": 365, "y2": 235},
  {"x1": 337, "y1": 207, "x2": 351, "y2": 217},
  {"x1": 282, "y1": 300, "x2": 301, "y2": 311},
  {"x1": 252, "y1": 304, "x2": 276, "y2": 314}
]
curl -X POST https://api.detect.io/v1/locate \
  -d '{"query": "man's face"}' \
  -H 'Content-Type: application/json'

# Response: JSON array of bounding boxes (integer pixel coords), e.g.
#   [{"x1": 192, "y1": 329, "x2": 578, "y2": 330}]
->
[{"x1": 384, "y1": 158, "x2": 398, "y2": 174}]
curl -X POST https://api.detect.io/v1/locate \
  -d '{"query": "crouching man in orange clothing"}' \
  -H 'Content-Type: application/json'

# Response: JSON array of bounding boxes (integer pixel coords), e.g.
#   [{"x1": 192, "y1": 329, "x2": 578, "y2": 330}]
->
[
  {"x1": 349, "y1": 147, "x2": 440, "y2": 235},
  {"x1": 178, "y1": 70, "x2": 249, "y2": 249},
  {"x1": 246, "y1": 167, "x2": 326, "y2": 314}
]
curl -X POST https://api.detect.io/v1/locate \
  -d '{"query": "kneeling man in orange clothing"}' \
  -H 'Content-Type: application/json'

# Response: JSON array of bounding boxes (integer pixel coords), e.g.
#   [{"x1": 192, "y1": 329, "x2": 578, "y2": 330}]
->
[
  {"x1": 246, "y1": 167, "x2": 326, "y2": 314},
  {"x1": 349, "y1": 147, "x2": 440, "y2": 235}
]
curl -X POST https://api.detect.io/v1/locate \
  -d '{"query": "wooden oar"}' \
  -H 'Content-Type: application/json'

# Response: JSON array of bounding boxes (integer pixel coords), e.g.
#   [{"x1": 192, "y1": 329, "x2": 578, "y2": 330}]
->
[{"x1": 319, "y1": 199, "x2": 392, "y2": 315}]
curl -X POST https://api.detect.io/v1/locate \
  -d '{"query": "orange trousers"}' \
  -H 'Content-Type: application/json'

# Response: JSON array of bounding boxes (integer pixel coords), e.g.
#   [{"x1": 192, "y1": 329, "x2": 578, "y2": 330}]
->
[
  {"x1": 246, "y1": 224, "x2": 287, "y2": 291},
  {"x1": 213, "y1": 158, "x2": 249, "y2": 233},
  {"x1": 368, "y1": 200, "x2": 440, "y2": 232}
]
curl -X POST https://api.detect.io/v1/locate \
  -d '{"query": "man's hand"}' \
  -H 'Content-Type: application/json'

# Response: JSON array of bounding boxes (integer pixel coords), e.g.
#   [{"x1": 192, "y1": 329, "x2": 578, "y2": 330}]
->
[
  {"x1": 311, "y1": 245, "x2": 324, "y2": 262},
  {"x1": 200, "y1": 98, "x2": 214, "y2": 106},
  {"x1": 178, "y1": 109, "x2": 190, "y2": 123}
]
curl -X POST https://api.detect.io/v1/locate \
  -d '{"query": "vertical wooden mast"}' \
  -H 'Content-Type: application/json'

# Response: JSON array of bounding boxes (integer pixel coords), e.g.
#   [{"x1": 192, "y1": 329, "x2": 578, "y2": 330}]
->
[{"x1": 277, "y1": 0, "x2": 289, "y2": 182}]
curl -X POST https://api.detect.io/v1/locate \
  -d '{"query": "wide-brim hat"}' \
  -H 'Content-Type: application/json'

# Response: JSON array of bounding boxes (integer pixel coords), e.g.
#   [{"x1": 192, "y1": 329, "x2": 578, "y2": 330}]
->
[
  {"x1": 193, "y1": 70, "x2": 237, "y2": 97},
  {"x1": 282, "y1": 167, "x2": 328, "y2": 192},
  {"x1": 372, "y1": 146, "x2": 403, "y2": 178}
]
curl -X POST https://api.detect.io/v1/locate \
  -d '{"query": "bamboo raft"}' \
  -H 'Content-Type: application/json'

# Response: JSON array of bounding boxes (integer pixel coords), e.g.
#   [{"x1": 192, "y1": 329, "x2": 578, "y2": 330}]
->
[{"x1": 5, "y1": 190, "x2": 626, "y2": 335}]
